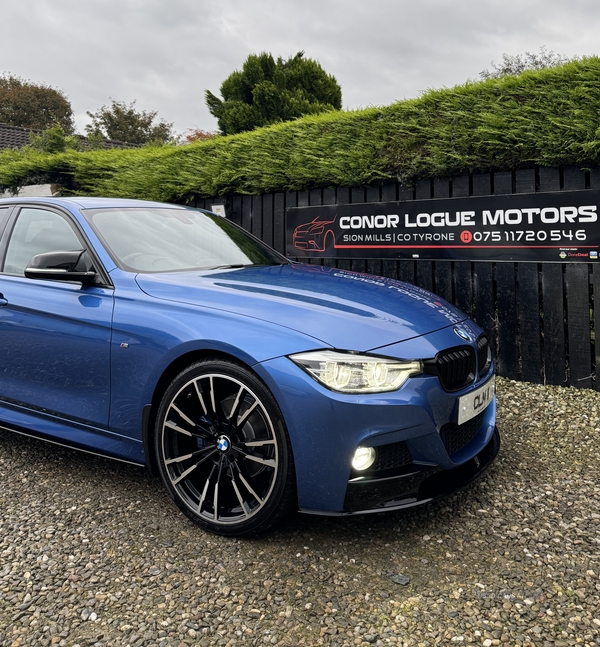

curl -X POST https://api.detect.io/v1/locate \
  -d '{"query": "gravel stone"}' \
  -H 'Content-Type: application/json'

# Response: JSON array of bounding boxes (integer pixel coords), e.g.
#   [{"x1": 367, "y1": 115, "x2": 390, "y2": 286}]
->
[{"x1": 1, "y1": 377, "x2": 600, "y2": 646}]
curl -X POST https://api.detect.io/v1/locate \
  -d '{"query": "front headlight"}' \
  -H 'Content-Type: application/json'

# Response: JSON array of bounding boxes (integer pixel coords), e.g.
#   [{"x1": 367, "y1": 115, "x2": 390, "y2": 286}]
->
[{"x1": 289, "y1": 350, "x2": 423, "y2": 393}]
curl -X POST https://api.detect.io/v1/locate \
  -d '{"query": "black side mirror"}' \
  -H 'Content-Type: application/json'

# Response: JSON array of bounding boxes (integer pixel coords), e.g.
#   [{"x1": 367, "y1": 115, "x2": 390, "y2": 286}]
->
[{"x1": 24, "y1": 250, "x2": 97, "y2": 284}]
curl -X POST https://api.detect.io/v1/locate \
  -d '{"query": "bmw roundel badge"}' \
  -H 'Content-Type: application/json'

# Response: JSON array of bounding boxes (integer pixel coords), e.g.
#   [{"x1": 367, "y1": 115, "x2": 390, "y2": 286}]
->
[
  {"x1": 217, "y1": 436, "x2": 230, "y2": 452},
  {"x1": 453, "y1": 327, "x2": 472, "y2": 343}
]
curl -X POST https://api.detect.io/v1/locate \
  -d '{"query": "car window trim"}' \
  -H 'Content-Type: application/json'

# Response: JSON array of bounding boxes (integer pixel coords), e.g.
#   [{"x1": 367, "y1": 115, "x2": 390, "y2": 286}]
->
[
  {"x1": 0, "y1": 205, "x2": 15, "y2": 261},
  {"x1": 0, "y1": 204, "x2": 113, "y2": 288}
]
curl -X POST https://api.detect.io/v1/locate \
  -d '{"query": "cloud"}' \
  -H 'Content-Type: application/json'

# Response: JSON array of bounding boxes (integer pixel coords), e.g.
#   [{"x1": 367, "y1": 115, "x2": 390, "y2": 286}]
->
[{"x1": 1, "y1": 0, "x2": 598, "y2": 135}]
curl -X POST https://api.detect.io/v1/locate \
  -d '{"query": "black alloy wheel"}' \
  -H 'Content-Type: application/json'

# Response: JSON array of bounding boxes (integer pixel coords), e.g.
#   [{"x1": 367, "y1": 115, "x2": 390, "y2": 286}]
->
[{"x1": 155, "y1": 359, "x2": 295, "y2": 536}]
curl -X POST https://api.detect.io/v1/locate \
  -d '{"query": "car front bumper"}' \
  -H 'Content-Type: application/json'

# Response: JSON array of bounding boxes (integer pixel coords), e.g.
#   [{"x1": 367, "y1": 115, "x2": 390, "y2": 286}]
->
[
  {"x1": 255, "y1": 328, "x2": 498, "y2": 514},
  {"x1": 339, "y1": 424, "x2": 500, "y2": 514}
]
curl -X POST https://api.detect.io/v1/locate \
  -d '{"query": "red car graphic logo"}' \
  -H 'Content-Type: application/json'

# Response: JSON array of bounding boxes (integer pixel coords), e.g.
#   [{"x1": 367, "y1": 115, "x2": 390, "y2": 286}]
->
[{"x1": 293, "y1": 216, "x2": 337, "y2": 252}]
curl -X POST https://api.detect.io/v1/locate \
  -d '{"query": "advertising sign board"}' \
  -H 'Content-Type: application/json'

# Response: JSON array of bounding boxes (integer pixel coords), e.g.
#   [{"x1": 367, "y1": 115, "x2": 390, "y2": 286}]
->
[{"x1": 286, "y1": 190, "x2": 600, "y2": 262}]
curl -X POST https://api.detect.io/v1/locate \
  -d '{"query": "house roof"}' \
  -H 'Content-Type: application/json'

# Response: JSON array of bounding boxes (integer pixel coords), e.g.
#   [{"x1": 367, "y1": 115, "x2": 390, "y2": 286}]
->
[
  {"x1": 0, "y1": 122, "x2": 34, "y2": 149},
  {"x1": 0, "y1": 122, "x2": 142, "y2": 151}
]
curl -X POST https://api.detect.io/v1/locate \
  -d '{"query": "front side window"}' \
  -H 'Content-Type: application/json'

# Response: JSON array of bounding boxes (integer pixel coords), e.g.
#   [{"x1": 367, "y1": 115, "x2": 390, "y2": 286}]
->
[
  {"x1": 84, "y1": 207, "x2": 287, "y2": 272},
  {"x1": 3, "y1": 208, "x2": 82, "y2": 276}
]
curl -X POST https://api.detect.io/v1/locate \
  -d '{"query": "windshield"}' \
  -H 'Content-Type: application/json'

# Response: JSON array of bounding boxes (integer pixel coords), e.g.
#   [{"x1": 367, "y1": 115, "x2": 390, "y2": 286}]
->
[{"x1": 84, "y1": 207, "x2": 287, "y2": 272}]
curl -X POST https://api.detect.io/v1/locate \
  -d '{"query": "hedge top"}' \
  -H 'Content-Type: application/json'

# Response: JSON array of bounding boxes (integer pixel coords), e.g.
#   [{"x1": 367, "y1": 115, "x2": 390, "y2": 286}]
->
[{"x1": 1, "y1": 57, "x2": 599, "y2": 201}]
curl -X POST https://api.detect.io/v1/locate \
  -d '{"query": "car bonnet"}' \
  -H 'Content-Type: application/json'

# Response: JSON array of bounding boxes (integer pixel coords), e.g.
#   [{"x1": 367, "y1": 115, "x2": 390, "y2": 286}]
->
[{"x1": 135, "y1": 264, "x2": 468, "y2": 352}]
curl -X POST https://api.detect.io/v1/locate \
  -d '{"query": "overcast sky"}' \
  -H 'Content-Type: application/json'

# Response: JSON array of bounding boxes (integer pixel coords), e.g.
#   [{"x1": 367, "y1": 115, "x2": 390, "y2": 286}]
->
[{"x1": 1, "y1": 0, "x2": 599, "y2": 138}]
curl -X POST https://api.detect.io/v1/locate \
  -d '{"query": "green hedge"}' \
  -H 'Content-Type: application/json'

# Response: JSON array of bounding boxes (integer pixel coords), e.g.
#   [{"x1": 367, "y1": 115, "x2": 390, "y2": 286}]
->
[{"x1": 2, "y1": 58, "x2": 600, "y2": 201}]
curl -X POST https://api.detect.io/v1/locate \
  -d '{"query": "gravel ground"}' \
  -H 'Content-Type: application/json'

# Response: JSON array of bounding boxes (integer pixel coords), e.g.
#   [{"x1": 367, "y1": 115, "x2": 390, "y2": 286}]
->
[{"x1": 1, "y1": 377, "x2": 599, "y2": 647}]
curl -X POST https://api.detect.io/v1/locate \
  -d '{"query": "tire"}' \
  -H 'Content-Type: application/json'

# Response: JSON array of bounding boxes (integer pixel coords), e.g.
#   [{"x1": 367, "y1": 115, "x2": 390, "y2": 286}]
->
[{"x1": 155, "y1": 359, "x2": 296, "y2": 536}]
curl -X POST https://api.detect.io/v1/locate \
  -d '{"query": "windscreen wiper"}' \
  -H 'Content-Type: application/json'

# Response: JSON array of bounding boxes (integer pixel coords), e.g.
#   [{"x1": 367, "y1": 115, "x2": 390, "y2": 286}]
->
[{"x1": 202, "y1": 263, "x2": 252, "y2": 270}]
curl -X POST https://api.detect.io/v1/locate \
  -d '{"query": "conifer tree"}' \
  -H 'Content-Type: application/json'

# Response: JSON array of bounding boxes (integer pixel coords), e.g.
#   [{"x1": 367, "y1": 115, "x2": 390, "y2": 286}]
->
[{"x1": 206, "y1": 52, "x2": 342, "y2": 135}]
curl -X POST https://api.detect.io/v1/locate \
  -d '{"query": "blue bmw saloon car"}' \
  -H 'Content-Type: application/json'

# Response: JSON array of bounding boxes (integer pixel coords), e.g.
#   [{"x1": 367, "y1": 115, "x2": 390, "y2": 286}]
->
[{"x1": 0, "y1": 197, "x2": 499, "y2": 535}]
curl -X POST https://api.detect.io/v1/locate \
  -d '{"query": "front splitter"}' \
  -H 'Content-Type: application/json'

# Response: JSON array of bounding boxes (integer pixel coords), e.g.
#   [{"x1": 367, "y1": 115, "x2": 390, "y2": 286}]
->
[{"x1": 300, "y1": 426, "x2": 500, "y2": 516}]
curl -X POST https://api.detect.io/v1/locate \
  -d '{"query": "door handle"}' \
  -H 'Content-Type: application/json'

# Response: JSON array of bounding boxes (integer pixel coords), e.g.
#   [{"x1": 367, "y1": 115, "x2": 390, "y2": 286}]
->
[{"x1": 0, "y1": 294, "x2": 7, "y2": 307}]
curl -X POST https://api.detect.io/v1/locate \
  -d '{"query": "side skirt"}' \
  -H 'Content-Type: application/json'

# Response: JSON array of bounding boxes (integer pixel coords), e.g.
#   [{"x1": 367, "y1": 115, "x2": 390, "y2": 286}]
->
[
  {"x1": 0, "y1": 399, "x2": 145, "y2": 465},
  {"x1": 0, "y1": 424, "x2": 145, "y2": 467}
]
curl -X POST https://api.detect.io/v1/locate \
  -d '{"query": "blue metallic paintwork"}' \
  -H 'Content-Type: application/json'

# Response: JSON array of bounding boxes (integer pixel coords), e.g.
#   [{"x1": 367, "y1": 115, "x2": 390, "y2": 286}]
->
[
  {"x1": 110, "y1": 264, "x2": 470, "y2": 441},
  {"x1": 135, "y1": 264, "x2": 468, "y2": 352},
  {"x1": 0, "y1": 274, "x2": 113, "y2": 426},
  {"x1": 0, "y1": 197, "x2": 498, "y2": 515},
  {"x1": 107, "y1": 269, "x2": 322, "y2": 437}
]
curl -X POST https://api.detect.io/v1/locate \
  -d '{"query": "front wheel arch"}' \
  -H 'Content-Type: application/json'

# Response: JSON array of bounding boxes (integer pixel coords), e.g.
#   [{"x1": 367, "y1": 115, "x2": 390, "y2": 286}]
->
[{"x1": 143, "y1": 350, "x2": 250, "y2": 478}]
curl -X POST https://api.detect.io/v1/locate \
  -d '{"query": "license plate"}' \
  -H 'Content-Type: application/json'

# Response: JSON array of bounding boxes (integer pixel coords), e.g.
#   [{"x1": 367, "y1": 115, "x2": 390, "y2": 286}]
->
[{"x1": 457, "y1": 376, "x2": 495, "y2": 425}]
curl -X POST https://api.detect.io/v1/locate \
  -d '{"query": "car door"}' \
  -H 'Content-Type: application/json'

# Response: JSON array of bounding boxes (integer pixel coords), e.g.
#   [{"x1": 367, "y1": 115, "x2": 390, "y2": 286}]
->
[{"x1": 0, "y1": 205, "x2": 114, "y2": 429}]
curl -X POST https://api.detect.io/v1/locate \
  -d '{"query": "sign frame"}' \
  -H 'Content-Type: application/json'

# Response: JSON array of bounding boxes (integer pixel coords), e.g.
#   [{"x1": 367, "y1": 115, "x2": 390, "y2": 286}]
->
[{"x1": 286, "y1": 190, "x2": 600, "y2": 263}]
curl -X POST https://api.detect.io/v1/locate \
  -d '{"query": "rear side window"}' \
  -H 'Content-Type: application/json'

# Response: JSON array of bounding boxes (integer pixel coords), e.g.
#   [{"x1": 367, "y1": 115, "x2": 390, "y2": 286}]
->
[
  {"x1": 0, "y1": 207, "x2": 9, "y2": 235},
  {"x1": 3, "y1": 208, "x2": 82, "y2": 276}
]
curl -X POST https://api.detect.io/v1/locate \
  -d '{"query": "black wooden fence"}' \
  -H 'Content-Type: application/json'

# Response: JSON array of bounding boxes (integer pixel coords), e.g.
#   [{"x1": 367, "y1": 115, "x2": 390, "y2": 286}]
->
[{"x1": 187, "y1": 165, "x2": 600, "y2": 390}]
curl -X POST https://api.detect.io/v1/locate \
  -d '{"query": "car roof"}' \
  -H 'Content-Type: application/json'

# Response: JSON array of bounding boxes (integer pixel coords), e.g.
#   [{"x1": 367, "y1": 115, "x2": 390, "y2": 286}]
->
[{"x1": 0, "y1": 196, "x2": 187, "y2": 210}]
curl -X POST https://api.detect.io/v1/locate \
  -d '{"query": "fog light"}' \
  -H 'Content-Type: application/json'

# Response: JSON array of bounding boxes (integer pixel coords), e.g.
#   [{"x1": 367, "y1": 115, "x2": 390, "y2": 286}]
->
[{"x1": 352, "y1": 446, "x2": 376, "y2": 471}]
